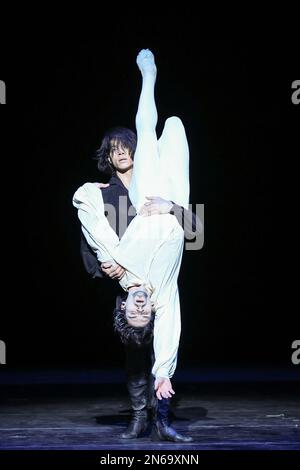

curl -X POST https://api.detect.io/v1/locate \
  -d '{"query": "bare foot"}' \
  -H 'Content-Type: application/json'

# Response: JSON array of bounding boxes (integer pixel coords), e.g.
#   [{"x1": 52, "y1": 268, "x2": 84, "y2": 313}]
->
[{"x1": 136, "y1": 49, "x2": 157, "y2": 77}]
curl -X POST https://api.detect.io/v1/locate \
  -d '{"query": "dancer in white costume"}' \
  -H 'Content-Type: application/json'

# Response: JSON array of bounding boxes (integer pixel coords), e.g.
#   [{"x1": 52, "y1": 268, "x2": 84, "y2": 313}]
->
[{"x1": 73, "y1": 49, "x2": 190, "y2": 401}]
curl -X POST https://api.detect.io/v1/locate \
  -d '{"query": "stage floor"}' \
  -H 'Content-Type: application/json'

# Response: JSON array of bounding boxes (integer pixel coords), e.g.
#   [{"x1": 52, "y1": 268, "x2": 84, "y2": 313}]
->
[{"x1": 0, "y1": 382, "x2": 299, "y2": 450}]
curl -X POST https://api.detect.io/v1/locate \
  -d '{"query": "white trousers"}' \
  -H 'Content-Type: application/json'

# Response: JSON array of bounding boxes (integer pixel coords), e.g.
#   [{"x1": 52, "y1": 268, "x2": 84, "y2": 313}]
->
[{"x1": 129, "y1": 116, "x2": 190, "y2": 212}]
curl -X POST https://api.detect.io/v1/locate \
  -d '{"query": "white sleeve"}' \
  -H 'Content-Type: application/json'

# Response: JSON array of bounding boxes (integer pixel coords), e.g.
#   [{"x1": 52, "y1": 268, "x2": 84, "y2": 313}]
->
[
  {"x1": 148, "y1": 225, "x2": 184, "y2": 379},
  {"x1": 152, "y1": 286, "x2": 181, "y2": 379},
  {"x1": 72, "y1": 182, "x2": 120, "y2": 263}
]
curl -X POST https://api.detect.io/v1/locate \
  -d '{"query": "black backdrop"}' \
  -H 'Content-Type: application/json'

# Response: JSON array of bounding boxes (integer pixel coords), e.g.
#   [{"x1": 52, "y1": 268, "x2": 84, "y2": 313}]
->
[{"x1": 1, "y1": 35, "x2": 298, "y2": 372}]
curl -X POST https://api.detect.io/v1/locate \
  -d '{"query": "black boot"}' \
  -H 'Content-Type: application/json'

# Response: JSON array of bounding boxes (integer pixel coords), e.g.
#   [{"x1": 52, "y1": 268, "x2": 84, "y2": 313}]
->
[
  {"x1": 121, "y1": 409, "x2": 148, "y2": 439},
  {"x1": 155, "y1": 398, "x2": 193, "y2": 443},
  {"x1": 121, "y1": 346, "x2": 152, "y2": 439},
  {"x1": 146, "y1": 369, "x2": 157, "y2": 419}
]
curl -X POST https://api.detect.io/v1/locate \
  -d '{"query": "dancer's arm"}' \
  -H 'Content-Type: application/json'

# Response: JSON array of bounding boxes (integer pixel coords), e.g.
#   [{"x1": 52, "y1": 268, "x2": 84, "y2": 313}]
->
[
  {"x1": 72, "y1": 183, "x2": 120, "y2": 264},
  {"x1": 139, "y1": 196, "x2": 203, "y2": 239},
  {"x1": 147, "y1": 225, "x2": 184, "y2": 380},
  {"x1": 152, "y1": 286, "x2": 181, "y2": 380}
]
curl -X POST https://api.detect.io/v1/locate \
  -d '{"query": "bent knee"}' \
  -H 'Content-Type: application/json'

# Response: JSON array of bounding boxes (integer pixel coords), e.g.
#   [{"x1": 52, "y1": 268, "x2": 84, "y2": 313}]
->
[{"x1": 165, "y1": 116, "x2": 184, "y2": 130}]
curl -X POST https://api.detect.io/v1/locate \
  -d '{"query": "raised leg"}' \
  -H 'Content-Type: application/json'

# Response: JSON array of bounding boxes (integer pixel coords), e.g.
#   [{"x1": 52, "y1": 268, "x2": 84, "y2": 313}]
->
[
  {"x1": 129, "y1": 49, "x2": 164, "y2": 213},
  {"x1": 158, "y1": 116, "x2": 190, "y2": 210}
]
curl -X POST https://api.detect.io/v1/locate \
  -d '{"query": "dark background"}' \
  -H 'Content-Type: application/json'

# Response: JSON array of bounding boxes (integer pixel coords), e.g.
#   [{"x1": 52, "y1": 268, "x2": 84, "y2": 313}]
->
[{"x1": 1, "y1": 34, "x2": 298, "y2": 373}]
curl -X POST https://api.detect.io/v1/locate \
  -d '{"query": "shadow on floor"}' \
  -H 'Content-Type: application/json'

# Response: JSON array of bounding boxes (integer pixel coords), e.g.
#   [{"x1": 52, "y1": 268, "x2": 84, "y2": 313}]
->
[{"x1": 95, "y1": 405, "x2": 209, "y2": 427}]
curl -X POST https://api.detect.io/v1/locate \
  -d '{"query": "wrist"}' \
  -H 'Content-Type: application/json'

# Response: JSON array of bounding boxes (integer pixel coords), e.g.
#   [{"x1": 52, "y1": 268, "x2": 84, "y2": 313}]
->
[{"x1": 155, "y1": 368, "x2": 170, "y2": 379}]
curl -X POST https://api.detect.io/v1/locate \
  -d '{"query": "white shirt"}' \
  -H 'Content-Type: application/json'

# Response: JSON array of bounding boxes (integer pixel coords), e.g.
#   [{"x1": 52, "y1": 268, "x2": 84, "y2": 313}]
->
[{"x1": 73, "y1": 183, "x2": 184, "y2": 379}]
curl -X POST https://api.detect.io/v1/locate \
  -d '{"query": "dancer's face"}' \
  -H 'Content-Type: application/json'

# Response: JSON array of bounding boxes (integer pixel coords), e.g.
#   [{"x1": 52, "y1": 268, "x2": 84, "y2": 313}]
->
[
  {"x1": 121, "y1": 286, "x2": 153, "y2": 327},
  {"x1": 109, "y1": 140, "x2": 133, "y2": 173}
]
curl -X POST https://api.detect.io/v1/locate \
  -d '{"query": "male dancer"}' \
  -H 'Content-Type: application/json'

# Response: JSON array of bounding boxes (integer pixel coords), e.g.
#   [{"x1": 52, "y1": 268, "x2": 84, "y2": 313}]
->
[{"x1": 74, "y1": 49, "x2": 201, "y2": 442}]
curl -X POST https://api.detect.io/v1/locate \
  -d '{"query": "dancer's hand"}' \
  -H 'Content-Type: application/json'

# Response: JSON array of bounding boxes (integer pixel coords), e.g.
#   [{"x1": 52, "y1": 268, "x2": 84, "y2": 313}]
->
[
  {"x1": 101, "y1": 262, "x2": 125, "y2": 280},
  {"x1": 154, "y1": 377, "x2": 175, "y2": 400},
  {"x1": 139, "y1": 197, "x2": 173, "y2": 216},
  {"x1": 93, "y1": 182, "x2": 110, "y2": 189}
]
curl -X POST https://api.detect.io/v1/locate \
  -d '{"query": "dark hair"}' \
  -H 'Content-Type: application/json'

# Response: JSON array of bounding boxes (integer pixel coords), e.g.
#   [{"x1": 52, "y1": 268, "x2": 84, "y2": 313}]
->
[
  {"x1": 113, "y1": 295, "x2": 155, "y2": 348},
  {"x1": 95, "y1": 127, "x2": 137, "y2": 178}
]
